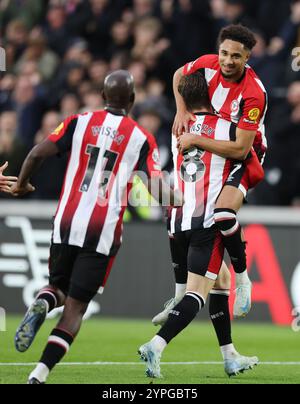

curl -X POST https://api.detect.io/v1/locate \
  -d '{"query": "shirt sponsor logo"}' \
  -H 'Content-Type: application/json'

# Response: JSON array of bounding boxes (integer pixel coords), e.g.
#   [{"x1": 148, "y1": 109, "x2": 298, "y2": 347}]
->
[
  {"x1": 52, "y1": 122, "x2": 64, "y2": 136},
  {"x1": 243, "y1": 118, "x2": 257, "y2": 125},
  {"x1": 248, "y1": 108, "x2": 260, "y2": 122}
]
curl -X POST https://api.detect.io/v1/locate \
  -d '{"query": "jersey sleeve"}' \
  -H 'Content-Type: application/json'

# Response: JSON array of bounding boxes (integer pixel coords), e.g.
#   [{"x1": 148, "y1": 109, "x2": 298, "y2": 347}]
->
[
  {"x1": 136, "y1": 133, "x2": 162, "y2": 179},
  {"x1": 48, "y1": 115, "x2": 78, "y2": 153},
  {"x1": 238, "y1": 93, "x2": 266, "y2": 131},
  {"x1": 183, "y1": 54, "x2": 218, "y2": 75}
]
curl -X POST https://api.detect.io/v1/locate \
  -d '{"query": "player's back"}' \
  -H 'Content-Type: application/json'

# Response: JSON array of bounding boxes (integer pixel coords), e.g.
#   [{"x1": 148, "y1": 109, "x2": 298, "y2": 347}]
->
[
  {"x1": 49, "y1": 110, "x2": 160, "y2": 256},
  {"x1": 169, "y1": 113, "x2": 233, "y2": 234}
]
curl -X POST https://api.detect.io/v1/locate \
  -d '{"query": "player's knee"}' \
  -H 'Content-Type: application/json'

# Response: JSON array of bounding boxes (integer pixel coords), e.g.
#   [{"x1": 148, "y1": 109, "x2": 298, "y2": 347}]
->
[{"x1": 214, "y1": 208, "x2": 238, "y2": 234}]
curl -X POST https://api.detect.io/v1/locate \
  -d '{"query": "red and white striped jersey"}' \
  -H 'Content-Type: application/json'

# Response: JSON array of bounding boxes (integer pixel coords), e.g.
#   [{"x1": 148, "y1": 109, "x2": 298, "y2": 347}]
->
[
  {"x1": 48, "y1": 110, "x2": 161, "y2": 256},
  {"x1": 169, "y1": 113, "x2": 233, "y2": 234},
  {"x1": 184, "y1": 54, "x2": 268, "y2": 163}
]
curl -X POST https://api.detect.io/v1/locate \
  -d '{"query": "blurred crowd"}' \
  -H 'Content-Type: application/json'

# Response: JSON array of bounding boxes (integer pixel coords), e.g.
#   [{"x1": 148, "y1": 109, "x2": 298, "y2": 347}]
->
[{"x1": 0, "y1": 0, "x2": 300, "y2": 209}]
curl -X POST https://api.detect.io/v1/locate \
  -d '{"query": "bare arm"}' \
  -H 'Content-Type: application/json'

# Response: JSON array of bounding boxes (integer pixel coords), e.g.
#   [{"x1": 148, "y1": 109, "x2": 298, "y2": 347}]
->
[
  {"x1": 142, "y1": 175, "x2": 183, "y2": 207},
  {"x1": 10, "y1": 139, "x2": 60, "y2": 196},
  {"x1": 172, "y1": 67, "x2": 196, "y2": 137},
  {"x1": 177, "y1": 128, "x2": 256, "y2": 161}
]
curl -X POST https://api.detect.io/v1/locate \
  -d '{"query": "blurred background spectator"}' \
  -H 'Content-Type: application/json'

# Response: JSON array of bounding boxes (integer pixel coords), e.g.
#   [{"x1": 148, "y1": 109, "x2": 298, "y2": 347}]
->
[{"x1": 0, "y1": 0, "x2": 299, "y2": 210}]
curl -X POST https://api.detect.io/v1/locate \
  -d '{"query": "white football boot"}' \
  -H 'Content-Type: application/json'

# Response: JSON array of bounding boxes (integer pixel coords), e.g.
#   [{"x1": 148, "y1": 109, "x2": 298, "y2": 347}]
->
[
  {"x1": 138, "y1": 341, "x2": 162, "y2": 378},
  {"x1": 152, "y1": 297, "x2": 181, "y2": 326},
  {"x1": 224, "y1": 354, "x2": 259, "y2": 377}
]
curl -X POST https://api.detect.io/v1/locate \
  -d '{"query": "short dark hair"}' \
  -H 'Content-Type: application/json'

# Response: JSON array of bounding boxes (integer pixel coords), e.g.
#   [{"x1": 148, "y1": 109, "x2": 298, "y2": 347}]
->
[
  {"x1": 218, "y1": 24, "x2": 257, "y2": 51},
  {"x1": 178, "y1": 72, "x2": 210, "y2": 112}
]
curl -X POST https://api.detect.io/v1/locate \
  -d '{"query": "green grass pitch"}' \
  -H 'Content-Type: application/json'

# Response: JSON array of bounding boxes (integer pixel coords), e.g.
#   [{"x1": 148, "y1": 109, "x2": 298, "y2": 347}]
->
[{"x1": 0, "y1": 316, "x2": 299, "y2": 384}]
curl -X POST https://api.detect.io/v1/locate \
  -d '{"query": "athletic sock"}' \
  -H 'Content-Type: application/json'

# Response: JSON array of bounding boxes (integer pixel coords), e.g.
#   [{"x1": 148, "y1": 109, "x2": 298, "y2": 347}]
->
[
  {"x1": 29, "y1": 363, "x2": 49, "y2": 383},
  {"x1": 39, "y1": 328, "x2": 74, "y2": 372},
  {"x1": 235, "y1": 270, "x2": 251, "y2": 285},
  {"x1": 158, "y1": 292, "x2": 205, "y2": 344},
  {"x1": 175, "y1": 283, "x2": 186, "y2": 301},
  {"x1": 209, "y1": 291, "x2": 232, "y2": 347},
  {"x1": 36, "y1": 288, "x2": 59, "y2": 313},
  {"x1": 214, "y1": 208, "x2": 247, "y2": 274},
  {"x1": 221, "y1": 343, "x2": 240, "y2": 361}
]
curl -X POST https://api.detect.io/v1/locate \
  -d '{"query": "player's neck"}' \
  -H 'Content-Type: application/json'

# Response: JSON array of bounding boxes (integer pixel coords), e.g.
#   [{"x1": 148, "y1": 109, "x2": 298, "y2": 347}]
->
[
  {"x1": 191, "y1": 107, "x2": 213, "y2": 115},
  {"x1": 105, "y1": 106, "x2": 128, "y2": 116}
]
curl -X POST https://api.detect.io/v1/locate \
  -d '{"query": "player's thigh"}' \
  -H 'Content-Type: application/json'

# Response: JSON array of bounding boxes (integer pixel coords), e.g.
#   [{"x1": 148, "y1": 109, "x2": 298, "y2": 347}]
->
[
  {"x1": 216, "y1": 185, "x2": 245, "y2": 212},
  {"x1": 187, "y1": 272, "x2": 215, "y2": 301},
  {"x1": 48, "y1": 243, "x2": 80, "y2": 296},
  {"x1": 214, "y1": 261, "x2": 231, "y2": 290},
  {"x1": 69, "y1": 249, "x2": 115, "y2": 303},
  {"x1": 187, "y1": 227, "x2": 224, "y2": 285}
]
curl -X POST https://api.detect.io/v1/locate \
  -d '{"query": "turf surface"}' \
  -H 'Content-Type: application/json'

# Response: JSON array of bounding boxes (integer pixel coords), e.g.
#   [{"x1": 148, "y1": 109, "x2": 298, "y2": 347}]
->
[{"x1": 0, "y1": 317, "x2": 299, "y2": 384}]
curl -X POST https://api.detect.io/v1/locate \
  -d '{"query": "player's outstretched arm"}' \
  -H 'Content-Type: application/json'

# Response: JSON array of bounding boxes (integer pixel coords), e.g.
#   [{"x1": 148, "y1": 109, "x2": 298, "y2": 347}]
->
[
  {"x1": 0, "y1": 161, "x2": 18, "y2": 193},
  {"x1": 172, "y1": 67, "x2": 196, "y2": 138},
  {"x1": 10, "y1": 139, "x2": 59, "y2": 197},
  {"x1": 177, "y1": 128, "x2": 256, "y2": 160},
  {"x1": 145, "y1": 176, "x2": 184, "y2": 208}
]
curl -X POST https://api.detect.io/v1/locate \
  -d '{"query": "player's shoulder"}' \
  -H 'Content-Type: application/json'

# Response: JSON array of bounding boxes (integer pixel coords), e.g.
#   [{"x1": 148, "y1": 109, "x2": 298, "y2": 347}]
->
[
  {"x1": 185, "y1": 54, "x2": 219, "y2": 74},
  {"x1": 244, "y1": 66, "x2": 267, "y2": 99}
]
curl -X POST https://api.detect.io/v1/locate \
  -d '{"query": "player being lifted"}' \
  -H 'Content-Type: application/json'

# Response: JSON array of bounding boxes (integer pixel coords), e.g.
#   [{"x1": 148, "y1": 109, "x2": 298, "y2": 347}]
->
[
  {"x1": 153, "y1": 24, "x2": 267, "y2": 325},
  {"x1": 12, "y1": 70, "x2": 182, "y2": 384},
  {"x1": 139, "y1": 71, "x2": 259, "y2": 379}
]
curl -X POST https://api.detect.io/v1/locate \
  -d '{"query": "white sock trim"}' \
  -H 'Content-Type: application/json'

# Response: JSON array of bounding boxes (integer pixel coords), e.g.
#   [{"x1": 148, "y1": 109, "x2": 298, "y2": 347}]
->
[
  {"x1": 210, "y1": 289, "x2": 230, "y2": 297},
  {"x1": 37, "y1": 290, "x2": 58, "y2": 308},
  {"x1": 185, "y1": 292, "x2": 206, "y2": 309},
  {"x1": 221, "y1": 221, "x2": 239, "y2": 237},
  {"x1": 48, "y1": 336, "x2": 70, "y2": 352},
  {"x1": 214, "y1": 211, "x2": 236, "y2": 221},
  {"x1": 29, "y1": 363, "x2": 49, "y2": 383}
]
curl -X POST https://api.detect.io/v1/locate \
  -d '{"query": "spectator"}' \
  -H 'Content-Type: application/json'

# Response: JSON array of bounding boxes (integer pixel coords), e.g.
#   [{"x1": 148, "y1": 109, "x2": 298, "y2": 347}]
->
[
  {"x1": 60, "y1": 93, "x2": 81, "y2": 119},
  {"x1": 11, "y1": 76, "x2": 45, "y2": 147},
  {"x1": 0, "y1": 111, "x2": 27, "y2": 194},
  {"x1": 30, "y1": 111, "x2": 68, "y2": 200}
]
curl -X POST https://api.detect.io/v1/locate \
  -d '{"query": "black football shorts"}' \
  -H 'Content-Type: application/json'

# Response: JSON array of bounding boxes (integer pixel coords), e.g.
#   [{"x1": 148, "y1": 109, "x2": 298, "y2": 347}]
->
[
  {"x1": 169, "y1": 226, "x2": 224, "y2": 281},
  {"x1": 48, "y1": 243, "x2": 115, "y2": 303}
]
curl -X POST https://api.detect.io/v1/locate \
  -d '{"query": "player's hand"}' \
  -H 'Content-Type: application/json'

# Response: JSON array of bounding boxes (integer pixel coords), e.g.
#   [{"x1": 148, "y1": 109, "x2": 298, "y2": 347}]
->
[
  {"x1": 10, "y1": 182, "x2": 35, "y2": 197},
  {"x1": 172, "y1": 109, "x2": 196, "y2": 138},
  {"x1": 177, "y1": 133, "x2": 197, "y2": 154},
  {"x1": 0, "y1": 161, "x2": 18, "y2": 193}
]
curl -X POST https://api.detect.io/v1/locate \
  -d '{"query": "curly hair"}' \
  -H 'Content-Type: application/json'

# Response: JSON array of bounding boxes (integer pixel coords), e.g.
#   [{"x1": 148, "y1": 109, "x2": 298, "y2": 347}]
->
[
  {"x1": 218, "y1": 24, "x2": 257, "y2": 51},
  {"x1": 178, "y1": 71, "x2": 210, "y2": 112}
]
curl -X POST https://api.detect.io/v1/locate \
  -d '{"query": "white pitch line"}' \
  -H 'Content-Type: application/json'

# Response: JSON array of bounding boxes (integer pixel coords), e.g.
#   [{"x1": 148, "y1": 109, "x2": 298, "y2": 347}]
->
[{"x1": 0, "y1": 362, "x2": 300, "y2": 367}]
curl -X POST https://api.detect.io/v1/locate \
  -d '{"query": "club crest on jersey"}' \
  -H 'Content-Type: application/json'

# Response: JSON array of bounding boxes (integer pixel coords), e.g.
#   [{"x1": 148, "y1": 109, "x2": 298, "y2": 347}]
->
[
  {"x1": 152, "y1": 149, "x2": 160, "y2": 164},
  {"x1": 180, "y1": 148, "x2": 205, "y2": 183},
  {"x1": 231, "y1": 100, "x2": 239, "y2": 114}
]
